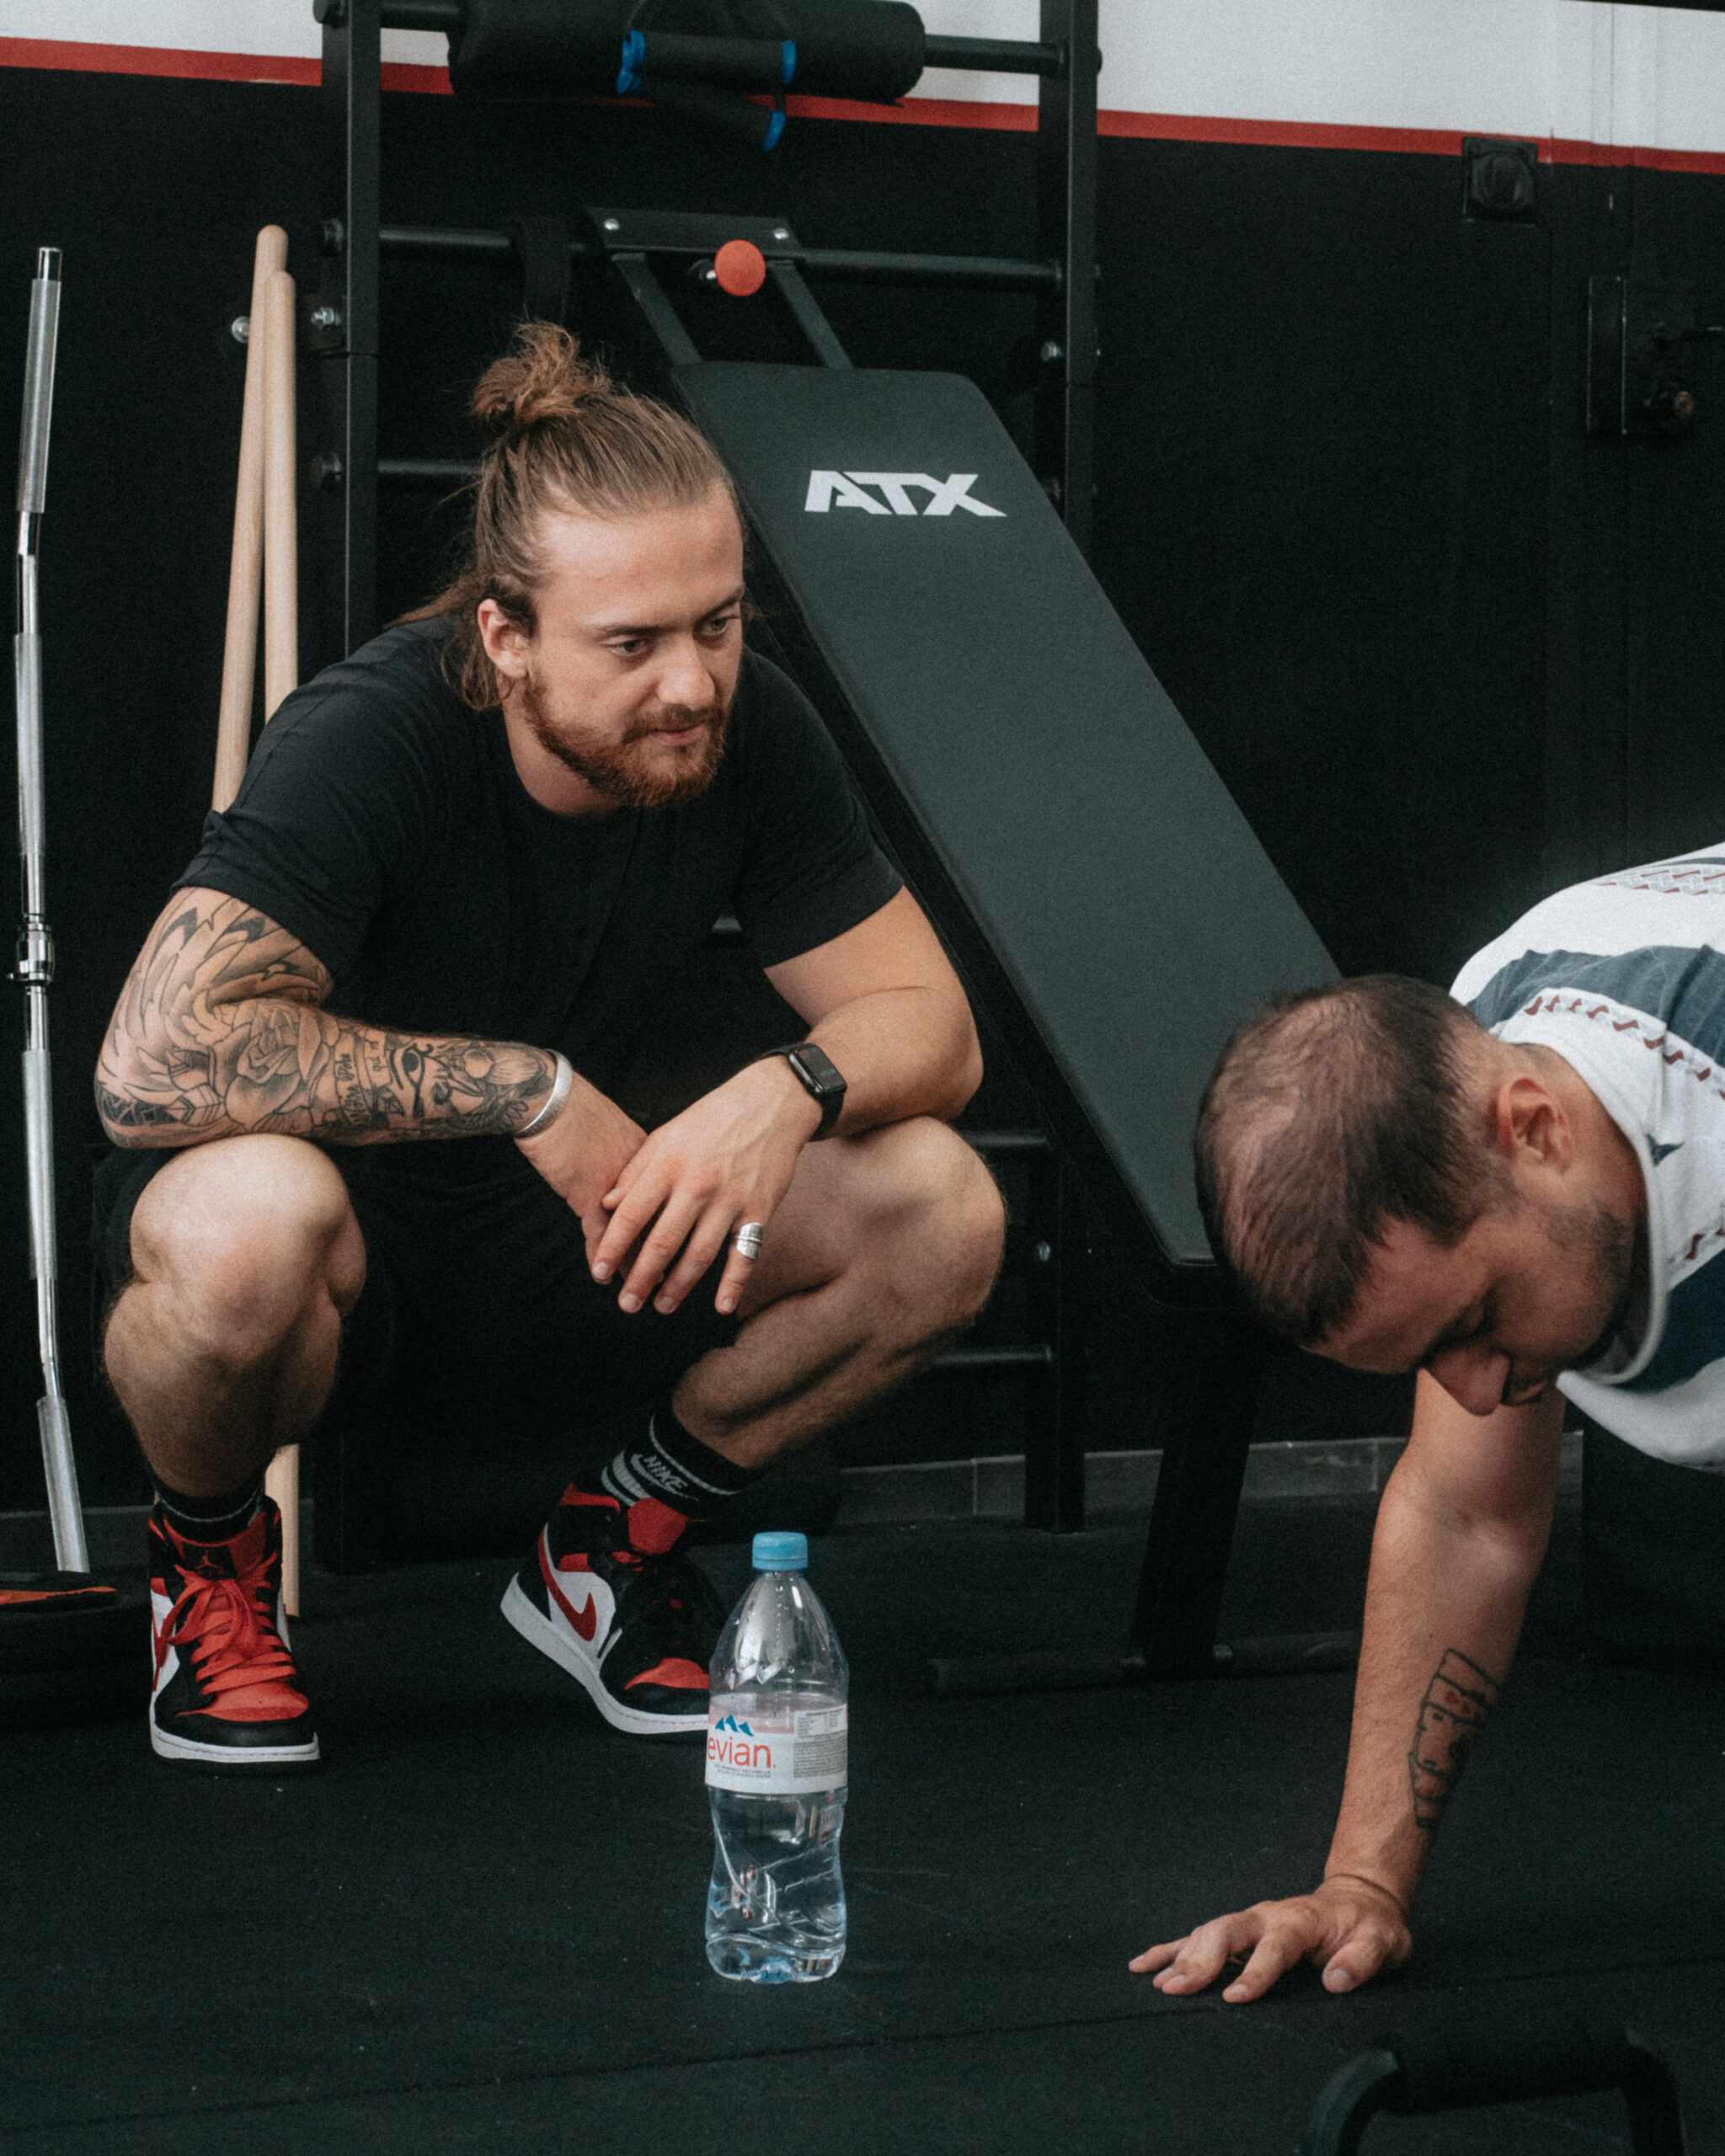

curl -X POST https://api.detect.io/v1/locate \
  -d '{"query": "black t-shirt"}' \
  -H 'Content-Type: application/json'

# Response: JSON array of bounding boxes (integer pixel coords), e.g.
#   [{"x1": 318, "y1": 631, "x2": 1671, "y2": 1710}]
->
[{"x1": 175, "y1": 619, "x2": 899, "y2": 1182}]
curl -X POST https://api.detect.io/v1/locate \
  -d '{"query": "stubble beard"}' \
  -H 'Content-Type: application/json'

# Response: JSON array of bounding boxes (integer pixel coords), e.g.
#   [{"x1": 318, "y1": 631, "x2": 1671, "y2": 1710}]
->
[
  {"x1": 1562, "y1": 1195, "x2": 1641, "y2": 1368},
  {"x1": 518, "y1": 675, "x2": 733, "y2": 811},
  {"x1": 1510, "y1": 1193, "x2": 1641, "y2": 1398}
]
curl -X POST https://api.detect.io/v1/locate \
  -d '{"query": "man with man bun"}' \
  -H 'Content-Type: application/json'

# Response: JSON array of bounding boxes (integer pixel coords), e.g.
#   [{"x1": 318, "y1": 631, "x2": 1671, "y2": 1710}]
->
[
  {"x1": 1135, "y1": 851, "x2": 1725, "y2": 1999},
  {"x1": 95, "y1": 324, "x2": 1003, "y2": 1770}
]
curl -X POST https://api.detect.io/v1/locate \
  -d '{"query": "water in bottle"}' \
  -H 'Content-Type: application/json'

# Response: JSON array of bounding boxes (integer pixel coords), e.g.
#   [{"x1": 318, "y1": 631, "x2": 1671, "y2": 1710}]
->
[{"x1": 705, "y1": 1530, "x2": 848, "y2": 1983}]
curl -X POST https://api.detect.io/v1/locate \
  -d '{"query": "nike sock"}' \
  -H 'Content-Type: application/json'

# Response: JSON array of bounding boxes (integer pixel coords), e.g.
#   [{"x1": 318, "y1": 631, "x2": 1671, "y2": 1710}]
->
[
  {"x1": 152, "y1": 1471, "x2": 265, "y2": 1545},
  {"x1": 595, "y1": 1399, "x2": 760, "y2": 1524}
]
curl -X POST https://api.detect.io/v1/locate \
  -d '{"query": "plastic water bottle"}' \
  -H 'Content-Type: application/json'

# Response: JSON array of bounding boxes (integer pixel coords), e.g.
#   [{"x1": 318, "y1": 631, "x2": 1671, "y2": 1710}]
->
[{"x1": 705, "y1": 1530, "x2": 848, "y2": 1983}]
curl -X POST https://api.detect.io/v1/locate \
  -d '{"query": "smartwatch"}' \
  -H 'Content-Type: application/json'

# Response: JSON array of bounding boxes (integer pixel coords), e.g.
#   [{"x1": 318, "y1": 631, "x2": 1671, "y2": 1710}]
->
[{"x1": 760, "y1": 1042, "x2": 846, "y2": 1138}]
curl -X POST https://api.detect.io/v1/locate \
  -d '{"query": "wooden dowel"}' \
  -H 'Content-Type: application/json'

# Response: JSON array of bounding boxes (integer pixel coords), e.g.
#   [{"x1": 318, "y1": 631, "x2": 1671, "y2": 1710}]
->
[
  {"x1": 267, "y1": 1442, "x2": 302, "y2": 1620},
  {"x1": 261, "y1": 267, "x2": 299, "y2": 726},
  {"x1": 212, "y1": 227, "x2": 287, "y2": 814},
  {"x1": 259, "y1": 261, "x2": 302, "y2": 1614}
]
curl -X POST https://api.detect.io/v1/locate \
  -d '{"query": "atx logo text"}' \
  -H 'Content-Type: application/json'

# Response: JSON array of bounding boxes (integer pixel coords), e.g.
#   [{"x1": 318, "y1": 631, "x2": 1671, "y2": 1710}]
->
[{"x1": 804, "y1": 471, "x2": 1006, "y2": 518}]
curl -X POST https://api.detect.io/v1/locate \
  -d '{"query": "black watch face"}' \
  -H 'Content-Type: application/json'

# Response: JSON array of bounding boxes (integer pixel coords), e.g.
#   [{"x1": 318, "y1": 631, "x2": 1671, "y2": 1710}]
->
[{"x1": 791, "y1": 1044, "x2": 845, "y2": 1097}]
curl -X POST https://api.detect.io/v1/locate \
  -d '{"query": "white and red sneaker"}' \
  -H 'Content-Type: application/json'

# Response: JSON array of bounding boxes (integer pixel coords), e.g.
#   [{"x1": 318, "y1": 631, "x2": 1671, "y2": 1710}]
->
[
  {"x1": 147, "y1": 1497, "x2": 319, "y2": 1770},
  {"x1": 501, "y1": 1485, "x2": 724, "y2": 1736}
]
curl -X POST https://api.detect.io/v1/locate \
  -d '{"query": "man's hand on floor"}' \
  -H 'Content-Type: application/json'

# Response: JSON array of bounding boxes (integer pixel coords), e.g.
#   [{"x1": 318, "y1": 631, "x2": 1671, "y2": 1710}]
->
[
  {"x1": 514, "y1": 1074, "x2": 647, "y2": 1266},
  {"x1": 590, "y1": 1058, "x2": 824, "y2": 1317},
  {"x1": 1130, "y1": 1876, "x2": 1412, "y2": 2003}
]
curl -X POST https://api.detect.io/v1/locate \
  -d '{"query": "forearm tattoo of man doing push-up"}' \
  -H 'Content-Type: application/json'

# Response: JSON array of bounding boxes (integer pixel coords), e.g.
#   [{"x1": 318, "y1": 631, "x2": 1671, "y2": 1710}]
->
[
  {"x1": 96, "y1": 895, "x2": 553, "y2": 1145},
  {"x1": 1407, "y1": 1648, "x2": 1502, "y2": 1833}
]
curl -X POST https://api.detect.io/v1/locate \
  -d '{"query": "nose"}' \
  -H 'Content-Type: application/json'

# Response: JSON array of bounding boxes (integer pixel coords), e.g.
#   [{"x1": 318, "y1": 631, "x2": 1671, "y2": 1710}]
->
[
  {"x1": 1425, "y1": 1344, "x2": 1514, "y2": 1417},
  {"x1": 654, "y1": 634, "x2": 720, "y2": 714}
]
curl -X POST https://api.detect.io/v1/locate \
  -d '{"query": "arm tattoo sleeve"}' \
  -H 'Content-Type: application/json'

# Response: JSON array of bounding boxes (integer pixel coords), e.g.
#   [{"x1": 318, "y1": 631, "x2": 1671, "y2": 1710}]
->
[
  {"x1": 95, "y1": 893, "x2": 557, "y2": 1146},
  {"x1": 1407, "y1": 1648, "x2": 1502, "y2": 1834}
]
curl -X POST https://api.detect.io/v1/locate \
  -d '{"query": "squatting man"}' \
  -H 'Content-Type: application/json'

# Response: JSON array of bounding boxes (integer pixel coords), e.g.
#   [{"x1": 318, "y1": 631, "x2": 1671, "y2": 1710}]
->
[
  {"x1": 94, "y1": 323, "x2": 1005, "y2": 1770},
  {"x1": 1136, "y1": 856, "x2": 1725, "y2": 1999}
]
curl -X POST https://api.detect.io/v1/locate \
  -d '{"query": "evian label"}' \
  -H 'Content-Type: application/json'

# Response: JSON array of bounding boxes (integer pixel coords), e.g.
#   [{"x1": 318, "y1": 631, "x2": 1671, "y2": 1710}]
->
[{"x1": 705, "y1": 1697, "x2": 848, "y2": 1795}]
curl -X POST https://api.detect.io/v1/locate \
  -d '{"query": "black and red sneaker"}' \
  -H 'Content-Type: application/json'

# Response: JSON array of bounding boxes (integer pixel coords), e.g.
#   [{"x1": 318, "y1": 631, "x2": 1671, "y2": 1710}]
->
[
  {"x1": 501, "y1": 1486, "x2": 724, "y2": 1735},
  {"x1": 147, "y1": 1497, "x2": 319, "y2": 1770}
]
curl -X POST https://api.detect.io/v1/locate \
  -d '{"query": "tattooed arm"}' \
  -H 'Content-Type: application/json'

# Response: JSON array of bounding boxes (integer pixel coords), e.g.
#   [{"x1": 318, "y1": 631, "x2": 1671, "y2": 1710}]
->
[
  {"x1": 95, "y1": 888, "x2": 566, "y2": 1147},
  {"x1": 1131, "y1": 1373, "x2": 1563, "y2": 2003}
]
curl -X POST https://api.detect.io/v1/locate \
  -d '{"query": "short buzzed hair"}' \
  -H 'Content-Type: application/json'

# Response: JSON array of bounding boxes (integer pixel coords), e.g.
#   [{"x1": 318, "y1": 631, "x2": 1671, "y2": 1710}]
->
[{"x1": 1193, "y1": 975, "x2": 1507, "y2": 1347}]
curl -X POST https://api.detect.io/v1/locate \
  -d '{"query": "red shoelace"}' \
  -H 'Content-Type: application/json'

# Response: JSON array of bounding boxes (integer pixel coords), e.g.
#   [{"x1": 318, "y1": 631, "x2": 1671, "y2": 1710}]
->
[{"x1": 159, "y1": 1566, "x2": 307, "y2": 1720}]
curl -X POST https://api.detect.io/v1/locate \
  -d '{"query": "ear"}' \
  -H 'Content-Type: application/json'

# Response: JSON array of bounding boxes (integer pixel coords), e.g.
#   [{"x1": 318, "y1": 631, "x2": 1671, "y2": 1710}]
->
[
  {"x1": 477, "y1": 598, "x2": 531, "y2": 682},
  {"x1": 1493, "y1": 1069, "x2": 1572, "y2": 1177}
]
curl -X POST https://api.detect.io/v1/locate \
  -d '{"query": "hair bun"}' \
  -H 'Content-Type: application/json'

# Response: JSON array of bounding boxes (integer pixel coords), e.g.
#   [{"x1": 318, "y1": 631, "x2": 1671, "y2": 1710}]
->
[{"x1": 472, "y1": 322, "x2": 614, "y2": 434}]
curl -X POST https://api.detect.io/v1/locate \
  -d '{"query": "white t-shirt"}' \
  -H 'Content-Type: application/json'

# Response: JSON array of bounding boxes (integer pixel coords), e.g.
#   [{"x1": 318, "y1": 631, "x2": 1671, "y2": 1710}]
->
[{"x1": 1450, "y1": 846, "x2": 1725, "y2": 1470}]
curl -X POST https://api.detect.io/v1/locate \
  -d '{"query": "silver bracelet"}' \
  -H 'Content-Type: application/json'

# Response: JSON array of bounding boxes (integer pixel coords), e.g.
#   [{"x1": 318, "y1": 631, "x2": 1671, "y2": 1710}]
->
[{"x1": 516, "y1": 1052, "x2": 573, "y2": 1139}]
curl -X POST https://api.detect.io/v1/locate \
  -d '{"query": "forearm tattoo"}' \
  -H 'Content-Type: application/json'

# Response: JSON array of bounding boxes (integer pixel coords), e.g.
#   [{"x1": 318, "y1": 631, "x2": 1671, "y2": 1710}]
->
[
  {"x1": 1407, "y1": 1648, "x2": 1501, "y2": 1833},
  {"x1": 95, "y1": 894, "x2": 555, "y2": 1146}
]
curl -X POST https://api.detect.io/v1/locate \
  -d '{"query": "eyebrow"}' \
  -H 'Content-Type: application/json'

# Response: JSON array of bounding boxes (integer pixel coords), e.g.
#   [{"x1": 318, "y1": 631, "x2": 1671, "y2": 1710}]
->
[{"x1": 593, "y1": 586, "x2": 746, "y2": 639}]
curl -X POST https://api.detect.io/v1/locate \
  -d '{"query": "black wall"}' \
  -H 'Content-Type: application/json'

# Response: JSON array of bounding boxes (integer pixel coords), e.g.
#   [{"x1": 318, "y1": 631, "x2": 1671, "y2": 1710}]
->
[{"x1": 3, "y1": 61, "x2": 1721, "y2": 1508}]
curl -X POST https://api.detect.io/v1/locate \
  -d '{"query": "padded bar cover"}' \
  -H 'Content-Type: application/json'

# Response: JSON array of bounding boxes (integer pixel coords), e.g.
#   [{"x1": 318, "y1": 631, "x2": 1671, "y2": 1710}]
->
[
  {"x1": 635, "y1": 32, "x2": 792, "y2": 90},
  {"x1": 677, "y1": 362, "x2": 1334, "y2": 1280},
  {"x1": 451, "y1": 0, "x2": 922, "y2": 104}
]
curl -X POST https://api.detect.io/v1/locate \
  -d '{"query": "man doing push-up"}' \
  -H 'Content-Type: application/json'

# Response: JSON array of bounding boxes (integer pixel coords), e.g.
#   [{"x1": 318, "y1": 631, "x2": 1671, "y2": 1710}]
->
[{"x1": 1137, "y1": 851, "x2": 1725, "y2": 1997}]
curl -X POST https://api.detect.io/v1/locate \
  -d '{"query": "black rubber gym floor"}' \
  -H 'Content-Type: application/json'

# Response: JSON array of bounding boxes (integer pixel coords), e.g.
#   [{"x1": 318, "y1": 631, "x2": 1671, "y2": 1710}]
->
[{"x1": 6, "y1": 1494, "x2": 1722, "y2": 2153}]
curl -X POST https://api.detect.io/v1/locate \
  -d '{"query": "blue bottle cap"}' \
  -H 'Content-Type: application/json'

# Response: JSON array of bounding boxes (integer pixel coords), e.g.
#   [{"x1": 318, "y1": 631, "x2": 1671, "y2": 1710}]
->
[{"x1": 752, "y1": 1530, "x2": 808, "y2": 1572}]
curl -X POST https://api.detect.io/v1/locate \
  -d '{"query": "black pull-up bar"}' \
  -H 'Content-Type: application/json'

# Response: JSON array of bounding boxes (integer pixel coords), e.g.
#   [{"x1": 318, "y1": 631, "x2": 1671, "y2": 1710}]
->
[{"x1": 356, "y1": 0, "x2": 1071, "y2": 78}]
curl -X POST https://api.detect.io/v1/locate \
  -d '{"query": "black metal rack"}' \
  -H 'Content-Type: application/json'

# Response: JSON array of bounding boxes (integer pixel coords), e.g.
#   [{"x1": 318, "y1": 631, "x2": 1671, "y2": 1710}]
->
[{"x1": 307, "y1": 0, "x2": 1097, "y2": 659}]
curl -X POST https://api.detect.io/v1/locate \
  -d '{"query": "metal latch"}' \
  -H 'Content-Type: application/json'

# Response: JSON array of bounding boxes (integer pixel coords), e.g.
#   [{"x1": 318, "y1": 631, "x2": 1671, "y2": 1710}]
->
[{"x1": 1587, "y1": 275, "x2": 1725, "y2": 437}]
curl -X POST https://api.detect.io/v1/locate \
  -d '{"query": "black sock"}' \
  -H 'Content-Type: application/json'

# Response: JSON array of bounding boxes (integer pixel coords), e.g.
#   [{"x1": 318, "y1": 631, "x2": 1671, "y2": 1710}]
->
[
  {"x1": 152, "y1": 1472, "x2": 265, "y2": 1543},
  {"x1": 596, "y1": 1400, "x2": 759, "y2": 1523}
]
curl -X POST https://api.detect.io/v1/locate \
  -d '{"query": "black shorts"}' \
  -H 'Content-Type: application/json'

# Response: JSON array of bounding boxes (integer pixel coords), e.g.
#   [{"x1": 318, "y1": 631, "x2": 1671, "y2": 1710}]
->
[{"x1": 91, "y1": 1140, "x2": 741, "y2": 1448}]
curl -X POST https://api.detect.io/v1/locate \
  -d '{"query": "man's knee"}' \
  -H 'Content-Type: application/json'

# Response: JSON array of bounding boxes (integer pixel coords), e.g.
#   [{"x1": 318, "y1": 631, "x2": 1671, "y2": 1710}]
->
[
  {"x1": 863, "y1": 1118, "x2": 1006, "y2": 1323},
  {"x1": 125, "y1": 1136, "x2": 364, "y2": 1357}
]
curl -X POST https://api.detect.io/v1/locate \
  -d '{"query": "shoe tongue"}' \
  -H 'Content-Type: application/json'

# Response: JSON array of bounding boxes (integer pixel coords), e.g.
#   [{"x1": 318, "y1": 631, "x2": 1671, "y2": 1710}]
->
[
  {"x1": 626, "y1": 1496, "x2": 689, "y2": 1555},
  {"x1": 172, "y1": 1507, "x2": 267, "y2": 1577},
  {"x1": 558, "y1": 1482, "x2": 622, "y2": 1513}
]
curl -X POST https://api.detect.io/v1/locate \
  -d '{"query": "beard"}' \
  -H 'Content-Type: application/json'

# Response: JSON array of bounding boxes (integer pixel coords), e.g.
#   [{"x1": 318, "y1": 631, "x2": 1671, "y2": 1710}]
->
[
  {"x1": 1499, "y1": 1193, "x2": 1641, "y2": 1404},
  {"x1": 1560, "y1": 1195, "x2": 1642, "y2": 1369},
  {"x1": 518, "y1": 675, "x2": 733, "y2": 811}
]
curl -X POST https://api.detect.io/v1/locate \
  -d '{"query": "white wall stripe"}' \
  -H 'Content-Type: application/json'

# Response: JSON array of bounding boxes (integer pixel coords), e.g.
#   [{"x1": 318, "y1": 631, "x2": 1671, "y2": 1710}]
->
[{"x1": 8, "y1": 0, "x2": 1725, "y2": 152}]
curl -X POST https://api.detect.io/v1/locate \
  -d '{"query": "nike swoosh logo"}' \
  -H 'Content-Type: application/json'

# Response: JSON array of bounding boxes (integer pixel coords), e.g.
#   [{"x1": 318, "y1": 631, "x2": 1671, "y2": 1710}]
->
[{"x1": 539, "y1": 1534, "x2": 599, "y2": 1642}]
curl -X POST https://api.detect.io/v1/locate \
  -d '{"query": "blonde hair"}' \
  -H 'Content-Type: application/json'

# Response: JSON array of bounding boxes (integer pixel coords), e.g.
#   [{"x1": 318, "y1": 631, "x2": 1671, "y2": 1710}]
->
[{"x1": 407, "y1": 323, "x2": 737, "y2": 710}]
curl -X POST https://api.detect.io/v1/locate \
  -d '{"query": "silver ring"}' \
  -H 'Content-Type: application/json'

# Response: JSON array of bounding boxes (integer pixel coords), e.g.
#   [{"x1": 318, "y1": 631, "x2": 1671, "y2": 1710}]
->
[{"x1": 733, "y1": 1220, "x2": 765, "y2": 1260}]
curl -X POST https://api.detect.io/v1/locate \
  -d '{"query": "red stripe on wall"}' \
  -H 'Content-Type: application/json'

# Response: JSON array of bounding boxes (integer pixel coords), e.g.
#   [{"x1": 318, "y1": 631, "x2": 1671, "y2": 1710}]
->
[
  {"x1": 1543, "y1": 131, "x2": 1725, "y2": 174},
  {"x1": 8, "y1": 33, "x2": 1725, "y2": 173},
  {"x1": 0, "y1": 35, "x2": 318, "y2": 86},
  {"x1": 1099, "y1": 109, "x2": 1461, "y2": 156},
  {"x1": 788, "y1": 90, "x2": 1034, "y2": 131},
  {"x1": 382, "y1": 59, "x2": 451, "y2": 95},
  {"x1": 1102, "y1": 109, "x2": 1725, "y2": 169}
]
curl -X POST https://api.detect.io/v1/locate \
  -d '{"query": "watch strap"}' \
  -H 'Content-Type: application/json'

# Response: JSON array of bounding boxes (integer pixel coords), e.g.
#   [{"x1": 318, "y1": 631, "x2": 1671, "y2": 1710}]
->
[{"x1": 759, "y1": 1043, "x2": 846, "y2": 1138}]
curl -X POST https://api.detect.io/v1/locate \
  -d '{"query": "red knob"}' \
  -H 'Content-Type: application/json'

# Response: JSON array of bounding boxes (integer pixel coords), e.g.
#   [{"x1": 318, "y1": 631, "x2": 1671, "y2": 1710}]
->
[{"x1": 713, "y1": 240, "x2": 767, "y2": 298}]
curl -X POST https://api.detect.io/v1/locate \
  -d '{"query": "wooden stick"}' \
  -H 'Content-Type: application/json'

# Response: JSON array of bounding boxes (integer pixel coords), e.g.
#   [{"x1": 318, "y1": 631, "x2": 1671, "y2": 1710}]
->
[
  {"x1": 268, "y1": 1443, "x2": 302, "y2": 1619},
  {"x1": 259, "y1": 263, "x2": 303, "y2": 1614},
  {"x1": 212, "y1": 227, "x2": 287, "y2": 814},
  {"x1": 261, "y1": 267, "x2": 299, "y2": 725}
]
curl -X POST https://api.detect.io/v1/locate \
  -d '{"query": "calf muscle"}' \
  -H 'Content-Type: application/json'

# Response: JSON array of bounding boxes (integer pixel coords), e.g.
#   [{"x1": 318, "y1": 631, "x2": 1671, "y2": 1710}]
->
[{"x1": 103, "y1": 1138, "x2": 366, "y2": 1494}]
